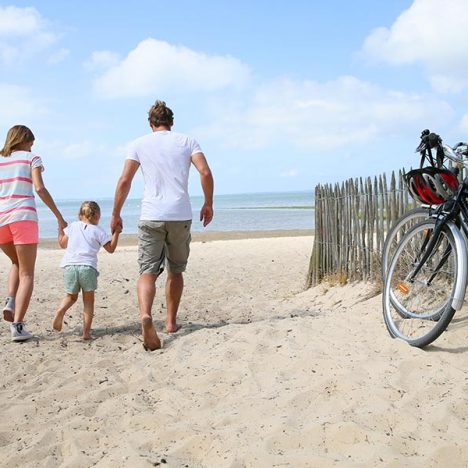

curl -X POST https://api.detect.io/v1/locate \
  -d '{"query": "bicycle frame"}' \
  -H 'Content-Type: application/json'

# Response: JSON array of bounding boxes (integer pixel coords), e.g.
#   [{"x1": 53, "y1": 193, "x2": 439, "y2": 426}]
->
[
  {"x1": 409, "y1": 184, "x2": 468, "y2": 311},
  {"x1": 386, "y1": 133, "x2": 468, "y2": 311}
]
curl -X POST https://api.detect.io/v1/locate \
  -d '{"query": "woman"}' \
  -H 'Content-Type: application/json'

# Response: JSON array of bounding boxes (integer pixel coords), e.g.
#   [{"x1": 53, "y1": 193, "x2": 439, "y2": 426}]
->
[{"x1": 0, "y1": 125, "x2": 66, "y2": 341}]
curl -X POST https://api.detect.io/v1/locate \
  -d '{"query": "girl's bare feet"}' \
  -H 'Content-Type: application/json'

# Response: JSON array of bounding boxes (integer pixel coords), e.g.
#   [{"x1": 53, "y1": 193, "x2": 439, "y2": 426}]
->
[
  {"x1": 53, "y1": 294, "x2": 77, "y2": 332},
  {"x1": 52, "y1": 311, "x2": 65, "y2": 332}
]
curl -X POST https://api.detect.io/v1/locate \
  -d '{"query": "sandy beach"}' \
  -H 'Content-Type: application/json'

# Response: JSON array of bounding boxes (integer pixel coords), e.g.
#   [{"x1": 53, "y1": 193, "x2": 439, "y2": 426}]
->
[{"x1": 1, "y1": 231, "x2": 468, "y2": 467}]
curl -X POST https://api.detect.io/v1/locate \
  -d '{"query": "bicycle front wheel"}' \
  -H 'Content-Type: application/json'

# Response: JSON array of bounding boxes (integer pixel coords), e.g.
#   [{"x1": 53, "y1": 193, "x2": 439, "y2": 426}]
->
[
  {"x1": 381, "y1": 207, "x2": 431, "y2": 279},
  {"x1": 382, "y1": 219, "x2": 458, "y2": 347}
]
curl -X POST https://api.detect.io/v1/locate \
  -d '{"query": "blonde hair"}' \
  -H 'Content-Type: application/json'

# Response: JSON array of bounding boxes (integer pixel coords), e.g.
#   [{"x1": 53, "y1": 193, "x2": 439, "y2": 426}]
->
[
  {"x1": 0, "y1": 125, "x2": 35, "y2": 157},
  {"x1": 79, "y1": 201, "x2": 101, "y2": 222},
  {"x1": 148, "y1": 100, "x2": 174, "y2": 127}
]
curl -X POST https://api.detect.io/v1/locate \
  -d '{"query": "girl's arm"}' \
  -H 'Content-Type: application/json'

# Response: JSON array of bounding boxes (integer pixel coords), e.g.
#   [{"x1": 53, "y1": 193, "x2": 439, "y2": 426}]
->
[
  {"x1": 103, "y1": 230, "x2": 120, "y2": 253},
  {"x1": 31, "y1": 167, "x2": 67, "y2": 231},
  {"x1": 58, "y1": 230, "x2": 68, "y2": 249}
]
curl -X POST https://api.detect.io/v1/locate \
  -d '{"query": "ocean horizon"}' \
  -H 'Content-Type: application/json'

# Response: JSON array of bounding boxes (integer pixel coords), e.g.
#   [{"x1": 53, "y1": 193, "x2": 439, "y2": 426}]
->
[{"x1": 36, "y1": 190, "x2": 315, "y2": 239}]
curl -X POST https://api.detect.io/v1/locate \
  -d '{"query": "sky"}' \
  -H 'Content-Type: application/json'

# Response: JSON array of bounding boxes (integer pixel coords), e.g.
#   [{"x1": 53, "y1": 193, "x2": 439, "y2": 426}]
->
[{"x1": 2, "y1": 0, "x2": 468, "y2": 200}]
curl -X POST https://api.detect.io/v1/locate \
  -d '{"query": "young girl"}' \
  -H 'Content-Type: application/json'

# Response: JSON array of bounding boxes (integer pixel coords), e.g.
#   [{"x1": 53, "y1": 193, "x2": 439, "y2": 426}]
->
[
  {"x1": 0, "y1": 125, "x2": 67, "y2": 341},
  {"x1": 53, "y1": 201, "x2": 121, "y2": 340}
]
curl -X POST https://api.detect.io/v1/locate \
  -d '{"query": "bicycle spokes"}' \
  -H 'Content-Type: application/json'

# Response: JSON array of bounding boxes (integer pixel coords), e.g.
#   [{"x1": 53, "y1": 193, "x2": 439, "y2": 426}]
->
[{"x1": 383, "y1": 220, "x2": 457, "y2": 347}]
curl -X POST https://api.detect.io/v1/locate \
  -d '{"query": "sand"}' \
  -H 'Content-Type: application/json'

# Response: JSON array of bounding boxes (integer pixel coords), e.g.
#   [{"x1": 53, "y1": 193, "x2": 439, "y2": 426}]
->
[{"x1": 1, "y1": 231, "x2": 468, "y2": 467}]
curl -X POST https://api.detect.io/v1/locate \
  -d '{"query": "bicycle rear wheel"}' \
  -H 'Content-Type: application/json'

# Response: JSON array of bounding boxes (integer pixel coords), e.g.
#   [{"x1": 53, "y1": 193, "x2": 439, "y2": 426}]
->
[
  {"x1": 382, "y1": 219, "x2": 458, "y2": 347},
  {"x1": 381, "y1": 207, "x2": 431, "y2": 279}
]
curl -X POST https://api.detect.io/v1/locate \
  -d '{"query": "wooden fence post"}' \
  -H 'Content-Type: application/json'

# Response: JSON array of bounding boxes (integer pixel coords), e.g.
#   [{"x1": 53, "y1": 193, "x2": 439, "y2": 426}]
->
[{"x1": 307, "y1": 168, "x2": 410, "y2": 287}]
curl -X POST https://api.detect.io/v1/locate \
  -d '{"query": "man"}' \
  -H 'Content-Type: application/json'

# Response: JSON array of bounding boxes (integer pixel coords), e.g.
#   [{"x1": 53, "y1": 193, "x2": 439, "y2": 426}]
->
[{"x1": 111, "y1": 100, "x2": 214, "y2": 351}]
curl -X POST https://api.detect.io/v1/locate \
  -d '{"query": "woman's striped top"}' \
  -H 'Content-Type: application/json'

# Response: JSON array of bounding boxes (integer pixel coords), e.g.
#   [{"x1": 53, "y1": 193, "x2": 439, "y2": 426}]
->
[{"x1": 0, "y1": 151, "x2": 43, "y2": 227}]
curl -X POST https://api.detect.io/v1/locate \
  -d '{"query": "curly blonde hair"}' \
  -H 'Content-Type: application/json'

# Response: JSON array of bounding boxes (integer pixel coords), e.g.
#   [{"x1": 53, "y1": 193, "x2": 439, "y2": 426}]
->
[{"x1": 79, "y1": 201, "x2": 101, "y2": 222}]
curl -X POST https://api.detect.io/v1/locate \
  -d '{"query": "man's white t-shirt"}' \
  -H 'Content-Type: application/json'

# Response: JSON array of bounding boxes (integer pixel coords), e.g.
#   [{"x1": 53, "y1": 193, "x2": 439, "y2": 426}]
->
[
  {"x1": 126, "y1": 130, "x2": 202, "y2": 221},
  {"x1": 60, "y1": 221, "x2": 112, "y2": 270}
]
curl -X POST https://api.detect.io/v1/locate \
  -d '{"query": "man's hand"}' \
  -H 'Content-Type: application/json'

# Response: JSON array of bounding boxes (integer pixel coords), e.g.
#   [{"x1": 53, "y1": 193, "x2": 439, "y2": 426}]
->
[
  {"x1": 58, "y1": 218, "x2": 68, "y2": 233},
  {"x1": 111, "y1": 214, "x2": 123, "y2": 234},
  {"x1": 200, "y1": 203, "x2": 213, "y2": 227},
  {"x1": 191, "y1": 152, "x2": 214, "y2": 227}
]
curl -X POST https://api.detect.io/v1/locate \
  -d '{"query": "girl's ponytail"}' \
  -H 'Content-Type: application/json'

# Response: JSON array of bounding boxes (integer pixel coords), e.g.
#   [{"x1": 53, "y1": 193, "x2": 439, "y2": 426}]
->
[{"x1": 79, "y1": 201, "x2": 101, "y2": 222}]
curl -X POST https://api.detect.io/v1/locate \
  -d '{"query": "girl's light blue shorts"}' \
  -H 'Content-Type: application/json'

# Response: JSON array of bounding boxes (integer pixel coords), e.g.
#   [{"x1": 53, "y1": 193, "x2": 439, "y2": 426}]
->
[{"x1": 63, "y1": 265, "x2": 98, "y2": 293}]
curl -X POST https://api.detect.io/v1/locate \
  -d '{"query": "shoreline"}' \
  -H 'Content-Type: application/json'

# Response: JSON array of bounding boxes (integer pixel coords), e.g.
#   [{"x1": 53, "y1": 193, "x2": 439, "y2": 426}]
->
[{"x1": 39, "y1": 228, "x2": 314, "y2": 249}]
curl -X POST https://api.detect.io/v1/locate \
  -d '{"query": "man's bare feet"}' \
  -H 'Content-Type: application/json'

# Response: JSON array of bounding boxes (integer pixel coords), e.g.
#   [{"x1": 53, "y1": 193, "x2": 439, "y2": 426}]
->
[
  {"x1": 166, "y1": 322, "x2": 181, "y2": 333},
  {"x1": 52, "y1": 312, "x2": 65, "y2": 332},
  {"x1": 142, "y1": 317, "x2": 161, "y2": 351}
]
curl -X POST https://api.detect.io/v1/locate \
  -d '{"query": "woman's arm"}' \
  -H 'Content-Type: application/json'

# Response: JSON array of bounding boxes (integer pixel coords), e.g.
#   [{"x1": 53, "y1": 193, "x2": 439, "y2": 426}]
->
[{"x1": 31, "y1": 167, "x2": 67, "y2": 231}]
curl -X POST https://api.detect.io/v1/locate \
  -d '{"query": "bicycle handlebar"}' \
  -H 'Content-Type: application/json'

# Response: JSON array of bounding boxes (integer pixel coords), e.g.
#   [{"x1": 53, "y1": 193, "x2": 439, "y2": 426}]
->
[
  {"x1": 442, "y1": 143, "x2": 468, "y2": 167},
  {"x1": 416, "y1": 129, "x2": 468, "y2": 168}
]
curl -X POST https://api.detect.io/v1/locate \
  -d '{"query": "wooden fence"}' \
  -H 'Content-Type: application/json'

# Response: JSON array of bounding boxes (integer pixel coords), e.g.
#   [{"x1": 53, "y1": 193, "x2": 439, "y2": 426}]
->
[{"x1": 306, "y1": 169, "x2": 415, "y2": 287}]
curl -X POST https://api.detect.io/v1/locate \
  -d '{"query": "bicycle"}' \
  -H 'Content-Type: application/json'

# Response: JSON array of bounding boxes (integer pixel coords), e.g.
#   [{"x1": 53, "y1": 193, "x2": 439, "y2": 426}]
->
[
  {"x1": 382, "y1": 131, "x2": 468, "y2": 347},
  {"x1": 381, "y1": 131, "x2": 468, "y2": 279}
]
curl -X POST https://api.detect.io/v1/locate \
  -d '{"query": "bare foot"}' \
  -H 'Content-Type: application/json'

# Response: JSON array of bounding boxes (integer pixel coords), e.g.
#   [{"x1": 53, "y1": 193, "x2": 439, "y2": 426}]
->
[
  {"x1": 52, "y1": 312, "x2": 65, "y2": 332},
  {"x1": 165, "y1": 322, "x2": 181, "y2": 333},
  {"x1": 3, "y1": 310, "x2": 14, "y2": 322},
  {"x1": 82, "y1": 334, "x2": 96, "y2": 341},
  {"x1": 142, "y1": 317, "x2": 161, "y2": 351}
]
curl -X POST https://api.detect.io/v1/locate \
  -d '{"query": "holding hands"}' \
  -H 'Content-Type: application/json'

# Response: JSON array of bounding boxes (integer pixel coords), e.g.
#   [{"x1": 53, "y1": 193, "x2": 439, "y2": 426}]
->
[
  {"x1": 111, "y1": 214, "x2": 123, "y2": 234},
  {"x1": 57, "y1": 217, "x2": 68, "y2": 233}
]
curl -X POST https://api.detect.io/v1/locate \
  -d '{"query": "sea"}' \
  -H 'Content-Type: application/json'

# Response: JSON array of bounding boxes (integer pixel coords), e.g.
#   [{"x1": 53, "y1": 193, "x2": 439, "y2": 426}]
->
[{"x1": 36, "y1": 190, "x2": 315, "y2": 239}]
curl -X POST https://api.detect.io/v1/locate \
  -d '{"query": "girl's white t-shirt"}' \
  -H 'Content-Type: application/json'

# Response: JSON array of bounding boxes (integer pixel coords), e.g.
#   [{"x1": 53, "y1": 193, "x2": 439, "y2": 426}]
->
[{"x1": 60, "y1": 221, "x2": 112, "y2": 270}]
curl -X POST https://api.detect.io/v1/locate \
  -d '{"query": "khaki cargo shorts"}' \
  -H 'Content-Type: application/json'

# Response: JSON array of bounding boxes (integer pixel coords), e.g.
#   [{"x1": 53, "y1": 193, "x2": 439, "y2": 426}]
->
[{"x1": 137, "y1": 220, "x2": 192, "y2": 275}]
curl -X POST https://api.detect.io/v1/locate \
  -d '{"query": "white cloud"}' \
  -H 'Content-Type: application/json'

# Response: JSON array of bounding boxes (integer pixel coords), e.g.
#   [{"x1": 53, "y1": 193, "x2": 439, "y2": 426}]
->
[
  {"x1": 84, "y1": 51, "x2": 121, "y2": 71},
  {"x1": 0, "y1": 6, "x2": 45, "y2": 37},
  {"x1": 0, "y1": 83, "x2": 49, "y2": 127},
  {"x1": 194, "y1": 75, "x2": 453, "y2": 151},
  {"x1": 361, "y1": 0, "x2": 468, "y2": 93},
  {"x1": 0, "y1": 6, "x2": 59, "y2": 64},
  {"x1": 91, "y1": 38, "x2": 251, "y2": 98}
]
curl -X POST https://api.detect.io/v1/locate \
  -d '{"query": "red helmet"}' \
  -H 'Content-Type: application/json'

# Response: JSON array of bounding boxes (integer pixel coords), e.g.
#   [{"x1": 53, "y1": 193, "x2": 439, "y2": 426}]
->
[{"x1": 405, "y1": 167, "x2": 459, "y2": 205}]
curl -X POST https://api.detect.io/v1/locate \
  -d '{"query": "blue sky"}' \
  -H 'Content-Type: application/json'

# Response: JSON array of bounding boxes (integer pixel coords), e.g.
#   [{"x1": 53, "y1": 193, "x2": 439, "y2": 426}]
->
[{"x1": 2, "y1": 0, "x2": 468, "y2": 199}]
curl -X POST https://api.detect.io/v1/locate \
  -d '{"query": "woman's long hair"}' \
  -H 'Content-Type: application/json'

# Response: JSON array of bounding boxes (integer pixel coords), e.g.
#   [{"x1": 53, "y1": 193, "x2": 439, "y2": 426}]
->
[{"x1": 0, "y1": 125, "x2": 35, "y2": 157}]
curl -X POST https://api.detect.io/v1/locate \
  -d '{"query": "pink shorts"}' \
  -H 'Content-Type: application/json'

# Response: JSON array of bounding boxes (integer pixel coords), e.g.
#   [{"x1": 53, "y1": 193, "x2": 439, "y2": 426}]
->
[{"x1": 0, "y1": 221, "x2": 39, "y2": 245}]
